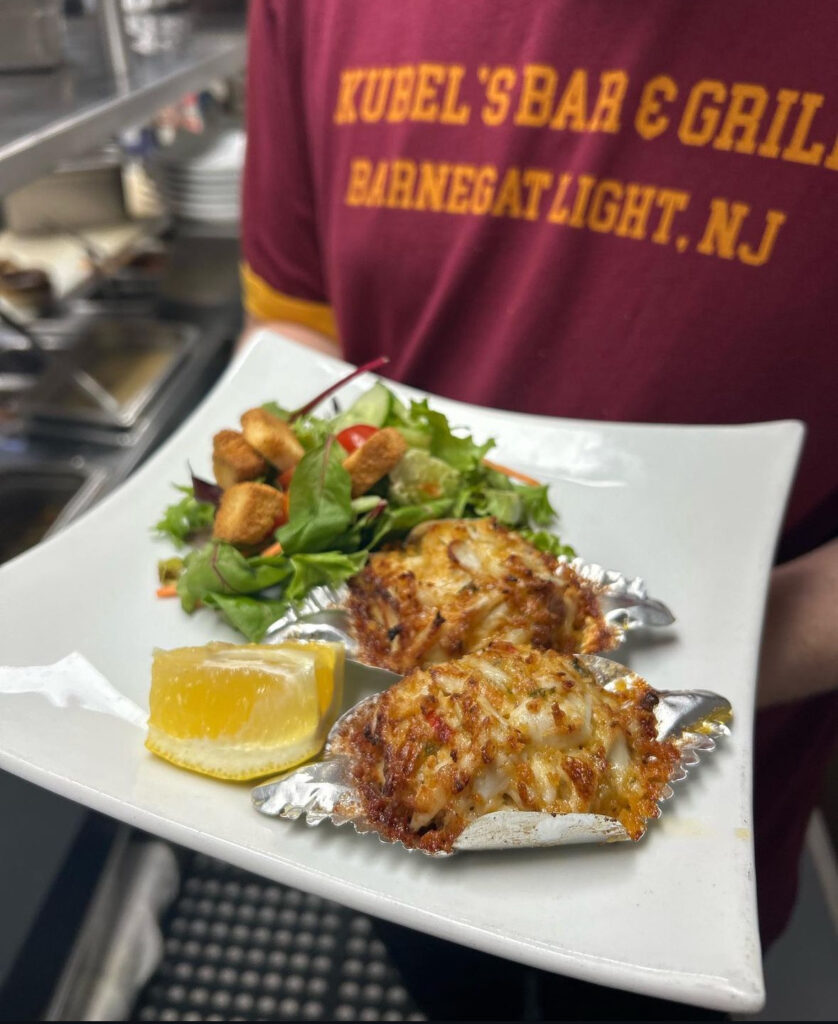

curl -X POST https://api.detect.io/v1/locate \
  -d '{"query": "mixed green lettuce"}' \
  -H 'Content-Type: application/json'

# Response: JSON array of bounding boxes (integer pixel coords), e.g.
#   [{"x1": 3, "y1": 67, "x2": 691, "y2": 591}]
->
[{"x1": 154, "y1": 381, "x2": 573, "y2": 641}]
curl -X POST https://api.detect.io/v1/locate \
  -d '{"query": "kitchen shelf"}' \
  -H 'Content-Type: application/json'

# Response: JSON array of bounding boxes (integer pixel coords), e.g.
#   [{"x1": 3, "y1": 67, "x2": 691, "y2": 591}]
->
[{"x1": 0, "y1": 13, "x2": 246, "y2": 198}]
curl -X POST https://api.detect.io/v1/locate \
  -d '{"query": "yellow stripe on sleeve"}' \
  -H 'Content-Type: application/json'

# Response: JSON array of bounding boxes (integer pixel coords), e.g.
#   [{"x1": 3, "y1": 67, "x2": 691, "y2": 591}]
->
[{"x1": 241, "y1": 263, "x2": 338, "y2": 340}]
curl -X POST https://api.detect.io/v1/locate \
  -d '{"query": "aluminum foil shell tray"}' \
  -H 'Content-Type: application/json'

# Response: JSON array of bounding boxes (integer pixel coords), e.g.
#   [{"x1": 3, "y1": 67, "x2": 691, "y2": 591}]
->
[{"x1": 252, "y1": 654, "x2": 731, "y2": 856}]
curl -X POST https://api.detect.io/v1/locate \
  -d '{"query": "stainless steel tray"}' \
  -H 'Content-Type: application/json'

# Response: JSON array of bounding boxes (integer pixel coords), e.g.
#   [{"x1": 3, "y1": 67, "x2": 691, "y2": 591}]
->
[
  {"x1": 0, "y1": 0, "x2": 65, "y2": 73},
  {"x1": 21, "y1": 315, "x2": 198, "y2": 429}
]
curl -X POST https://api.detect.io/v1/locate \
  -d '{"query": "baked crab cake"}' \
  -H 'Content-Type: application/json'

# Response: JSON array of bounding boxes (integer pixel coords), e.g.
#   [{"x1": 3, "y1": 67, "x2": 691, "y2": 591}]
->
[
  {"x1": 330, "y1": 641, "x2": 680, "y2": 853},
  {"x1": 347, "y1": 517, "x2": 616, "y2": 673}
]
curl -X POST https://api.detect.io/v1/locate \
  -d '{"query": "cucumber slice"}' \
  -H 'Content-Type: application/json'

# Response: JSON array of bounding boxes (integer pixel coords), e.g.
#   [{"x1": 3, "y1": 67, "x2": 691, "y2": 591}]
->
[
  {"x1": 388, "y1": 392, "x2": 412, "y2": 424},
  {"x1": 388, "y1": 448, "x2": 461, "y2": 506},
  {"x1": 330, "y1": 381, "x2": 393, "y2": 432}
]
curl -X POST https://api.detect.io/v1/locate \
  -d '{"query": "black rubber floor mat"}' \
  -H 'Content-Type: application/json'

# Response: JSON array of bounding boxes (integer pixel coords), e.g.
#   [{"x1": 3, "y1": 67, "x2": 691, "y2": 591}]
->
[{"x1": 131, "y1": 852, "x2": 426, "y2": 1022}]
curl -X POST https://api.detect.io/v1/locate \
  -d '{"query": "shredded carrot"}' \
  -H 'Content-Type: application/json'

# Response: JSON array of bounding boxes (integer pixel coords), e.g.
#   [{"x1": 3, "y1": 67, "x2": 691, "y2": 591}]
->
[
  {"x1": 260, "y1": 542, "x2": 283, "y2": 558},
  {"x1": 156, "y1": 585, "x2": 179, "y2": 598},
  {"x1": 482, "y1": 458, "x2": 542, "y2": 488}
]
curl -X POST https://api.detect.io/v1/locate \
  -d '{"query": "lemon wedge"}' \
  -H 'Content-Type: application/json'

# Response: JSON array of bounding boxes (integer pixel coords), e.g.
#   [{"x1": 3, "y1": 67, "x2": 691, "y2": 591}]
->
[{"x1": 146, "y1": 641, "x2": 344, "y2": 780}]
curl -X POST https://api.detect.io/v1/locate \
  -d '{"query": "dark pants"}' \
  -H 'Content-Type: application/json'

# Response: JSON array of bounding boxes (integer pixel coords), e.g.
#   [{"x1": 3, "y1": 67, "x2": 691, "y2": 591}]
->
[{"x1": 374, "y1": 918, "x2": 728, "y2": 1021}]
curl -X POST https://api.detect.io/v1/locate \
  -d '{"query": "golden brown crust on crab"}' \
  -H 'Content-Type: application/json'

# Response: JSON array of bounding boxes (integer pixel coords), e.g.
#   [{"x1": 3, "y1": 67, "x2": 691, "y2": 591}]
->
[
  {"x1": 347, "y1": 518, "x2": 617, "y2": 673},
  {"x1": 331, "y1": 642, "x2": 679, "y2": 853}
]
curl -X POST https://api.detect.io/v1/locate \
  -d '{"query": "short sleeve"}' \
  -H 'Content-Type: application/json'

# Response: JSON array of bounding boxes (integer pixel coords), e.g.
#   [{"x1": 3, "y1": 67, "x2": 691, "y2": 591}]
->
[{"x1": 241, "y1": 0, "x2": 336, "y2": 338}]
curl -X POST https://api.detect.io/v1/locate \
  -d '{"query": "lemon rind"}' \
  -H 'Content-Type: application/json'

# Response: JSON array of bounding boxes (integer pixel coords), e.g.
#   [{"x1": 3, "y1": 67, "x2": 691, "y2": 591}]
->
[{"x1": 145, "y1": 726, "x2": 326, "y2": 781}]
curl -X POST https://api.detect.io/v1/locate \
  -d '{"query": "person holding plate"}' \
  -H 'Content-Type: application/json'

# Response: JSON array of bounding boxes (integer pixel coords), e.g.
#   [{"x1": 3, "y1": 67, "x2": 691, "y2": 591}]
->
[{"x1": 238, "y1": 0, "x2": 838, "y2": 1017}]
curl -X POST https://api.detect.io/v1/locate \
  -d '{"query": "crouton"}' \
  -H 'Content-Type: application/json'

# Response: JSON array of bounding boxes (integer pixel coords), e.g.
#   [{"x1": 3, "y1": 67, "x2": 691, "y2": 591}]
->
[
  {"x1": 240, "y1": 408, "x2": 304, "y2": 471},
  {"x1": 212, "y1": 429, "x2": 267, "y2": 490},
  {"x1": 342, "y1": 427, "x2": 407, "y2": 498},
  {"x1": 212, "y1": 482, "x2": 286, "y2": 548}
]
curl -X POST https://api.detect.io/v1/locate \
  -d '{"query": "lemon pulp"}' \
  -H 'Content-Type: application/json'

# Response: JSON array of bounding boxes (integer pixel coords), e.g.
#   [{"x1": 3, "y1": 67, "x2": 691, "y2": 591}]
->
[{"x1": 146, "y1": 641, "x2": 344, "y2": 780}]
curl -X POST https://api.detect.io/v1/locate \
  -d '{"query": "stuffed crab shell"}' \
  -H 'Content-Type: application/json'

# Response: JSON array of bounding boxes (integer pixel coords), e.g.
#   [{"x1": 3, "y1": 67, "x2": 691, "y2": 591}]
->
[
  {"x1": 330, "y1": 641, "x2": 680, "y2": 854},
  {"x1": 347, "y1": 518, "x2": 616, "y2": 673}
]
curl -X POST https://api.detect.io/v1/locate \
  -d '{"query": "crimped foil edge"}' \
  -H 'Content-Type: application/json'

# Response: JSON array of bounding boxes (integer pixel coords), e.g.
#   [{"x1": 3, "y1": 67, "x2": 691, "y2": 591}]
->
[{"x1": 558, "y1": 556, "x2": 676, "y2": 631}]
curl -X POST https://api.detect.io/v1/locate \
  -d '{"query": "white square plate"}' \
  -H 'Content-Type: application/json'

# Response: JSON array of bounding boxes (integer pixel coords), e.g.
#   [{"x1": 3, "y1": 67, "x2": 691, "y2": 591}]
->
[{"x1": 0, "y1": 332, "x2": 804, "y2": 1012}]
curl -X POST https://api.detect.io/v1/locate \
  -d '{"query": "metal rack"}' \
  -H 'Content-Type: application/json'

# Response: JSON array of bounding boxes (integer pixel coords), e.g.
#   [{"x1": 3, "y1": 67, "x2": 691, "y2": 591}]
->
[{"x1": 0, "y1": 4, "x2": 246, "y2": 197}]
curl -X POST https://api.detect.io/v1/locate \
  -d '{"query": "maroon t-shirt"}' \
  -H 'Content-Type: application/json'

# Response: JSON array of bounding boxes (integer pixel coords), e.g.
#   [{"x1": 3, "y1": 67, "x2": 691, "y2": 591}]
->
[{"x1": 243, "y1": 0, "x2": 838, "y2": 947}]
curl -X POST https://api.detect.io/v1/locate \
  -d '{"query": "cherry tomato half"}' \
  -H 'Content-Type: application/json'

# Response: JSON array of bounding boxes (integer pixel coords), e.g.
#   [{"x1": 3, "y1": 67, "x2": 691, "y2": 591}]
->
[
  {"x1": 271, "y1": 491, "x2": 290, "y2": 529},
  {"x1": 336, "y1": 423, "x2": 379, "y2": 453}
]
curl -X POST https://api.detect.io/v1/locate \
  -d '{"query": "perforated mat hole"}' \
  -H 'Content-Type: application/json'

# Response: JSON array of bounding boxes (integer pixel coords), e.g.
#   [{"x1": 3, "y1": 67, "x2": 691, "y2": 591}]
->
[
  {"x1": 256, "y1": 995, "x2": 278, "y2": 1016},
  {"x1": 279, "y1": 996, "x2": 301, "y2": 1017}
]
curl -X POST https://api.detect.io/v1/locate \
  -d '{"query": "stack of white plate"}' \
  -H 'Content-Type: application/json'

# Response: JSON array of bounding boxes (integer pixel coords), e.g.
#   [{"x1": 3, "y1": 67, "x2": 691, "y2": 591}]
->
[{"x1": 152, "y1": 129, "x2": 245, "y2": 225}]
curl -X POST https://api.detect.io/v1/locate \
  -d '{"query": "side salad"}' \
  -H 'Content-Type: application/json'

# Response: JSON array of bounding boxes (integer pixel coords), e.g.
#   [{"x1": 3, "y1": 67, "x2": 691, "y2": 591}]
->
[{"x1": 154, "y1": 362, "x2": 573, "y2": 641}]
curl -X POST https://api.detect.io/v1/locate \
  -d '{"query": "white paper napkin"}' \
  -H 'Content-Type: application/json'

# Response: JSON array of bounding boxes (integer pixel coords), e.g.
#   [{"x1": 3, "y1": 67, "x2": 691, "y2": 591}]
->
[{"x1": 0, "y1": 652, "x2": 147, "y2": 728}]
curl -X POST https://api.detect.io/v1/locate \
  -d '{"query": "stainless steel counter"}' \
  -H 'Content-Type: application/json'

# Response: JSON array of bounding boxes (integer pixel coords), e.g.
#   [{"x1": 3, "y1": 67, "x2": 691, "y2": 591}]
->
[
  {"x1": 0, "y1": 302, "x2": 235, "y2": 518},
  {"x1": 0, "y1": 10, "x2": 246, "y2": 197}
]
